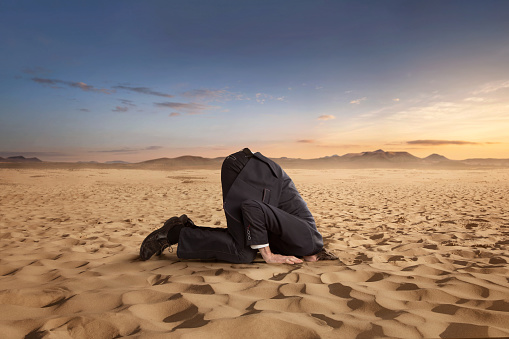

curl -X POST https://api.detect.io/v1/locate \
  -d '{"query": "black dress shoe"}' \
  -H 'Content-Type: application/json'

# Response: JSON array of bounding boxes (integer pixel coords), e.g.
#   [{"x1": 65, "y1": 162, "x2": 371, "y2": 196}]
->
[
  {"x1": 315, "y1": 248, "x2": 339, "y2": 260},
  {"x1": 139, "y1": 214, "x2": 190, "y2": 261}
]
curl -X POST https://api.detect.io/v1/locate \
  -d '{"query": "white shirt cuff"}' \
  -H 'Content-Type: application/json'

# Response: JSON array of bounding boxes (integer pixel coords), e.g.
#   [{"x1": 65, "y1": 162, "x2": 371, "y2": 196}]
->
[{"x1": 250, "y1": 243, "x2": 269, "y2": 249}]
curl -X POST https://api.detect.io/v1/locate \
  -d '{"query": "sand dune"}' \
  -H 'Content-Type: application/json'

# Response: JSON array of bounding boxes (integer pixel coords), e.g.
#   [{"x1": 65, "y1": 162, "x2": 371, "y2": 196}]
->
[{"x1": 0, "y1": 168, "x2": 508, "y2": 338}]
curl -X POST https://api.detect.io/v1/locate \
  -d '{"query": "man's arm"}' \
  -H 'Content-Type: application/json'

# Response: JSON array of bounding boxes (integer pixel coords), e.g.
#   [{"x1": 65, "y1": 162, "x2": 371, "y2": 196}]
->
[{"x1": 258, "y1": 246, "x2": 303, "y2": 264}]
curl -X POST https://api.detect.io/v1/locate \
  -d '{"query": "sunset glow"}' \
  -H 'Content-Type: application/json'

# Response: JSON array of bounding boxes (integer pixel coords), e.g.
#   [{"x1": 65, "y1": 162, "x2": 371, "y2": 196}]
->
[{"x1": 1, "y1": 1, "x2": 509, "y2": 162}]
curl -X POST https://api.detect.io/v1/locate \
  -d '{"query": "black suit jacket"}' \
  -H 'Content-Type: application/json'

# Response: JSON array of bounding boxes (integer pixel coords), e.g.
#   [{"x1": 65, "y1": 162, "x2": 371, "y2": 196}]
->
[{"x1": 223, "y1": 152, "x2": 322, "y2": 255}]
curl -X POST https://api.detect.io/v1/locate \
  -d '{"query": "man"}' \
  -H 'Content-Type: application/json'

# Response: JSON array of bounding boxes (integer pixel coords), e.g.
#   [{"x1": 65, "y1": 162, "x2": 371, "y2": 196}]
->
[{"x1": 140, "y1": 148, "x2": 336, "y2": 264}]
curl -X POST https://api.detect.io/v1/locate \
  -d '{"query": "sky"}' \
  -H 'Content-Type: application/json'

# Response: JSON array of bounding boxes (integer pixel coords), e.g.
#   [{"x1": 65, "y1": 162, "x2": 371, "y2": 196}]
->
[{"x1": 1, "y1": 0, "x2": 509, "y2": 162}]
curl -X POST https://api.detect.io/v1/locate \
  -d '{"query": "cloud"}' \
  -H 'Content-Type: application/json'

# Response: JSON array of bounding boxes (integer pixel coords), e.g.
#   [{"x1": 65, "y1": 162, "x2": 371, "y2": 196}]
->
[
  {"x1": 464, "y1": 97, "x2": 486, "y2": 102},
  {"x1": 94, "y1": 149, "x2": 135, "y2": 153},
  {"x1": 73, "y1": 82, "x2": 96, "y2": 91},
  {"x1": 350, "y1": 97, "x2": 367, "y2": 104},
  {"x1": 155, "y1": 101, "x2": 218, "y2": 115},
  {"x1": 32, "y1": 77, "x2": 57, "y2": 84},
  {"x1": 78, "y1": 108, "x2": 90, "y2": 112},
  {"x1": 155, "y1": 101, "x2": 209, "y2": 110},
  {"x1": 318, "y1": 115, "x2": 335, "y2": 120},
  {"x1": 169, "y1": 112, "x2": 181, "y2": 117},
  {"x1": 256, "y1": 93, "x2": 268, "y2": 104},
  {"x1": 393, "y1": 98, "x2": 400, "y2": 102},
  {"x1": 145, "y1": 146, "x2": 164, "y2": 151},
  {"x1": 407, "y1": 140, "x2": 480, "y2": 146},
  {"x1": 31, "y1": 77, "x2": 112, "y2": 94},
  {"x1": 385, "y1": 101, "x2": 465, "y2": 122},
  {"x1": 473, "y1": 80, "x2": 509, "y2": 94},
  {"x1": 112, "y1": 106, "x2": 129, "y2": 112},
  {"x1": 348, "y1": 84, "x2": 509, "y2": 145},
  {"x1": 181, "y1": 88, "x2": 247, "y2": 102},
  {"x1": 113, "y1": 85, "x2": 174, "y2": 98},
  {"x1": 297, "y1": 139, "x2": 315, "y2": 143},
  {"x1": 119, "y1": 99, "x2": 136, "y2": 106},
  {"x1": 182, "y1": 89, "x2": 224, "y2": 99},
  {"x1": 93, "y1": 146, "x2": 163, "y2": 153},
  {"x1": 255, "y1": 92, "x2": 285, "y2": 104}
]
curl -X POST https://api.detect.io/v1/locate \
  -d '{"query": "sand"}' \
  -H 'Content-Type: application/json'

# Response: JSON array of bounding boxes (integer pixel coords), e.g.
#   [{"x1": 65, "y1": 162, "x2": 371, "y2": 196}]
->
[{"x1": 0, "y1": 167, "x2": 508, "y2": 338}]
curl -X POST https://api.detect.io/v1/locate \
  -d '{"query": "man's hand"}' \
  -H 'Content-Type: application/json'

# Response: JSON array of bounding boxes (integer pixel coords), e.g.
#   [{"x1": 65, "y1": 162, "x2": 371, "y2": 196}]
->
[{"x1": 259, "y1": 246, "x2": 303, "y2": 264}]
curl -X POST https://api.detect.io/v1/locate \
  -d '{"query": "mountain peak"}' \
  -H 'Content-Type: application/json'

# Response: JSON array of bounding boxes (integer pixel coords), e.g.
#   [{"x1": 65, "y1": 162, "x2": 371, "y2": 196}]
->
[{"x1": 424, "y1": 153, "x2": 449, "y2": 162}]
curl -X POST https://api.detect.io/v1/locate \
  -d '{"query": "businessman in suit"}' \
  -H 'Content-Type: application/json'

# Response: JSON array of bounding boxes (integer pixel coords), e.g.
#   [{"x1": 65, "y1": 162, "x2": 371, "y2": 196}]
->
[{"x1": 140, "y1": 148, "x2": 334, "y2": 264}]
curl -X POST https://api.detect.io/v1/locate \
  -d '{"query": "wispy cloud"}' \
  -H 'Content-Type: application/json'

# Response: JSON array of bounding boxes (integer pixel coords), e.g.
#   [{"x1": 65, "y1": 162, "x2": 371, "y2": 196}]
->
[
  {"x1": 145, "y1": 146, "x2": 163, "y2": 150},
  {"x1": 119, "y1": 99, "x2": 137, "y2": 106},
  {"x1": 155, "y1": 101, "x2": 218, "y2": 115},
  {"x1": 169, "y1": 112, "x2": 181, "y2": 117},
  {"x1": 112, "y1": 99, "x2": 137, "y2": 112},
  {"x1": 78, "y1": 108, "x2": 90, "y2": 112},
  {"x1": 473, "y1": 80, "x2": 509, "y2": 94},
  {"x1": 256, "y1": 93, "x2": 269, "y2": 104},
  {"x1": 407, "y1": 140, "x2": 480, "y2": 146},
  {"x1": 93, "y1": 146, "x2": 163, "y2": 153},
  {"x1": 112, "y1": 106, "x2": 129, "y2": 112},
  {"x1": 350, "y1": 97, "x2": 367, "y2": 104},
  {"x1": 181, "y1": 88, "x2": 247, "y2": 102},
  {"x1": 318, "y1": 115, "x2": 335, "y2": 120},
  {"x1": 31, "y1": 77, "x2": 112, "y2": 94},
  {"x1": 383, "y1": 101, "x2": 467, "y2": 124},
  {"x1": 255, "y1": 92, "x2": 285, "y2": 104},
  {"x1": 347, "y1": 88, "x2": 509, "y2": 147},
  {"x1": 182, "y1": 89, "x2": 225, "y2": 100},
  {"x1": 297, "y1": 139, "x2": 315, "y2": 143},
  {"x1": 113, "y1": 85, "x2": 174, "y2": 98},
  {"x1": 155, "y1": 102, "x2": 210, "y2": 110},
  {"x1": 464, "y1": 97, "x2": 487, "y2": 102}
]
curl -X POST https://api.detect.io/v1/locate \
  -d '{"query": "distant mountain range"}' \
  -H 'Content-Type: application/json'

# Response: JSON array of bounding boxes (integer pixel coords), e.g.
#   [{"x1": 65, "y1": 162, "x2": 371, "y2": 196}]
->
[
  {"x1": 0, "y1": 156, "x2": 42, "y2": 163},
  {"x1": 2, "y1": 150, "x2": 509, "y2": 169},
  {"x1": 137, "y1": 155, "x2": 223, "y2": 169}
]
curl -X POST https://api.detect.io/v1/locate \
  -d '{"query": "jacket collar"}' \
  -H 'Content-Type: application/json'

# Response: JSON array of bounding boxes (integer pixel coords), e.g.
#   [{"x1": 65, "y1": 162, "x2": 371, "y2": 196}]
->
[{"x1": 253, "y1": 152, "x2": 280, "y2": 178}]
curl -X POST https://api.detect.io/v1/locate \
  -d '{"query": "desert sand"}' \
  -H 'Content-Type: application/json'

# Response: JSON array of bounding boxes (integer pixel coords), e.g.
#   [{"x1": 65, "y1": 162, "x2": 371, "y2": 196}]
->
[{"x1": 0, "y1": 167, "x2": 508, "y2": 338}]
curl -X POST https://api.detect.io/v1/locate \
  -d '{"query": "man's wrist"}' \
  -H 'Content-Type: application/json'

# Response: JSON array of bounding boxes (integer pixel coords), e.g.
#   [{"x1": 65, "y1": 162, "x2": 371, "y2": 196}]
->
[{"x1": 250, "y1": 243, "x2": 269, "y2": 249}]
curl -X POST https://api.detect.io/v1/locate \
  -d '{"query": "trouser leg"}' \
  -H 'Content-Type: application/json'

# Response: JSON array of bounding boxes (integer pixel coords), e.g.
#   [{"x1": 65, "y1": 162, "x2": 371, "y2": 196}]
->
[
  {"x1": 241, "y1": 199, "x2": 323, "y2": 257},
  {"x1": 176, "y1": 224, "x2": 256, "y2": 263}
]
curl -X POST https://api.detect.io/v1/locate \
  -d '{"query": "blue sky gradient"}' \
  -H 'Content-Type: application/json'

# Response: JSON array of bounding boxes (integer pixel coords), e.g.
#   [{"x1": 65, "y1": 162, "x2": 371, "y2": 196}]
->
[{"x1": 1, "y1": 1, "x2": 509, "y2": 161}]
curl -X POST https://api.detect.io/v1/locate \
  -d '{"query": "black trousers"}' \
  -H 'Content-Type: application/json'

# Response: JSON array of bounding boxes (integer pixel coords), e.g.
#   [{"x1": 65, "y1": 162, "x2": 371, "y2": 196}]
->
[{"x1": 176, "y1": 149, "x2": 323, "y2": 263}]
